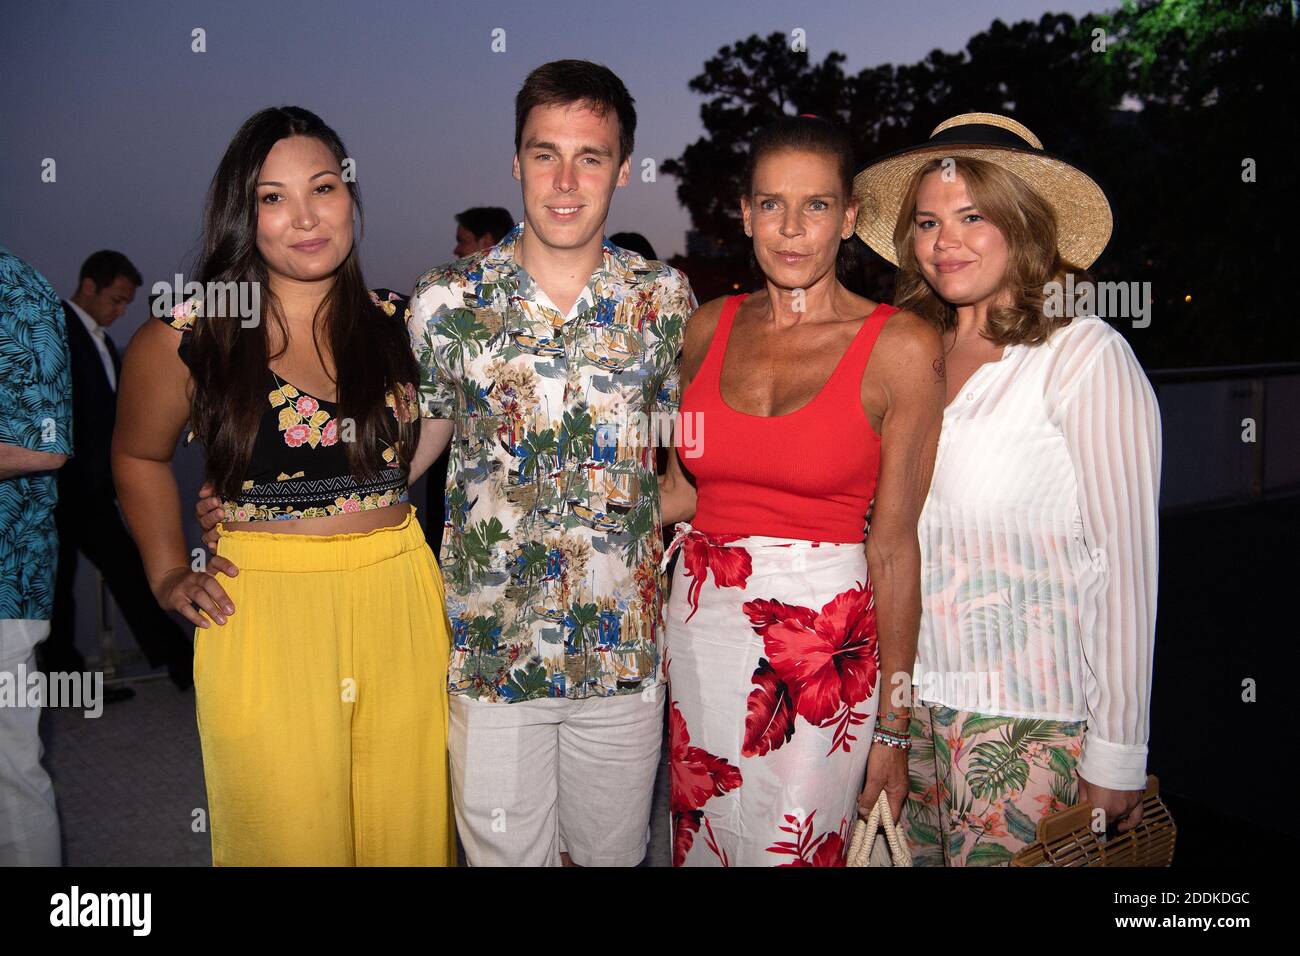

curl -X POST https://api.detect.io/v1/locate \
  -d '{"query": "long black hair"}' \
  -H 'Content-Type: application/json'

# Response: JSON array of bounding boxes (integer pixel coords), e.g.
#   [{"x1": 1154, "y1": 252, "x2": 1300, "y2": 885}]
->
[{"x1": 187, "y1": 106, "x2": 420, "y2": 500}]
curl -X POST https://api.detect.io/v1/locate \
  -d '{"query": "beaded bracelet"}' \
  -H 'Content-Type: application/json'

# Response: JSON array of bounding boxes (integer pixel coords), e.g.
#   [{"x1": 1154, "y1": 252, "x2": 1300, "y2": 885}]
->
[
  {"x1": 873, "y1": 733, "x2": 915, "y2": 749},
  {"x1": 871, "y1": 727, "x2": 912, "y2": 750},
  {"x1": 874, "y1": 722, "x2": 909, "y2": 735}
]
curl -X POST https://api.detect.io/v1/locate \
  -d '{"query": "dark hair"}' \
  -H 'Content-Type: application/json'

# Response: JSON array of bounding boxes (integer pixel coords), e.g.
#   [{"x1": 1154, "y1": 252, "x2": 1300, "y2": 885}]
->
[
  {"x1": 744, "y1": 115, "x2": 858, "y2": 276},
  {"x1": 608, "y1": 232, "x2": 657, "y2": 260},
  {"x1": 515, "y1": 60, "x2": 636, "y2": 164},
  {"x1": 79, "y1": 250, "x2": 142, "y2": 290},
  {"x1": 745, "y1": 115, "x2": 854, "y2": 199},
  {"x1": 187, "y1": 105, "x2": 420, "y2": 500},
  {"x1": 456, "y1": 207, "x2": 515, "y2": 245}
]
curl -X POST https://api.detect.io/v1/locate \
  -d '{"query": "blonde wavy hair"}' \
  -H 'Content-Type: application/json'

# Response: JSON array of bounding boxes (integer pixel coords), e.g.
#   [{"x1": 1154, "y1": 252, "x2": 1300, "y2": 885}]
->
[{"x1": 892, "y1": 157, "x2": 1087, "y2": 346}]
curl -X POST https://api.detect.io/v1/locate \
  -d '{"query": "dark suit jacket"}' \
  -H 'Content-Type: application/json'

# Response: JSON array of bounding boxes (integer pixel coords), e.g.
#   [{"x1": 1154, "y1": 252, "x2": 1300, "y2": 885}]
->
[{"x1": 59, "y1": 301, "x2": 121, "y2": 503}]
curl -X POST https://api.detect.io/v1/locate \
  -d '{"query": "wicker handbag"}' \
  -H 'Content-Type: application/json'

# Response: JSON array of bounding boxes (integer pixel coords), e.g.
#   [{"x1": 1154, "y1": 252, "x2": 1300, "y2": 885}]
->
[
  {"x1": 846, "y1": 791, "x2": 913, "y2": 867},
  {"x1": 1011, "y1": 774, "x2": 1176, "y2": 866}
]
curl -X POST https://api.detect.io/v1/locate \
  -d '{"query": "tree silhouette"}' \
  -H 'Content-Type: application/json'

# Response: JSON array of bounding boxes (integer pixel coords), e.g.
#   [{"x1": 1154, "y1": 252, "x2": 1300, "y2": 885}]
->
[{"x1": 665, "y1": 1, "x2": 1298, "y2": 366}]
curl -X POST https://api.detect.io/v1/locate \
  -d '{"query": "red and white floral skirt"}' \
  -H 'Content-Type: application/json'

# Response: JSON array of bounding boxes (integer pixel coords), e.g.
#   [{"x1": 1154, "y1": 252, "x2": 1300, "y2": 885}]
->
[{"x1": 663, "y1": 523, "x2": 880, "y2": 867}]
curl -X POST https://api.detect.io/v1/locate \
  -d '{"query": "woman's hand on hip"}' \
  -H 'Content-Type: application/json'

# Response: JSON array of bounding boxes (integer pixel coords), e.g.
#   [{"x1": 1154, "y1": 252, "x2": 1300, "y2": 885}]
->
[{"x1": 153, "y1": 565, "x2": 236, "y2": 629}]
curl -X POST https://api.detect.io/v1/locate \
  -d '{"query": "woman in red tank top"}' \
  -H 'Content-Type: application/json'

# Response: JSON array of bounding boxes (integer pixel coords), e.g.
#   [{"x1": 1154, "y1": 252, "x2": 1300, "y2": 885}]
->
[{"x1": 657, "y1": 116, "x2": 944, "y2": 866}]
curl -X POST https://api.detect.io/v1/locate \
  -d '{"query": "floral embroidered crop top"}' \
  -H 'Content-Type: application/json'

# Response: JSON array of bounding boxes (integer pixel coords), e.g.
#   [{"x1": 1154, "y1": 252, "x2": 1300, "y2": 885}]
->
[{"x1": 160, "y1": 289, "x2": 419, "y2": 523}]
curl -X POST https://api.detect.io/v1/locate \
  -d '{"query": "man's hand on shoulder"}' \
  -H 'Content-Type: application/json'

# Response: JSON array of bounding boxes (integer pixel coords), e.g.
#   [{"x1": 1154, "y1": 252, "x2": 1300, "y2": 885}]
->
[{"x1": 195, "y1": 480, "x2": 239, "y2": 577}]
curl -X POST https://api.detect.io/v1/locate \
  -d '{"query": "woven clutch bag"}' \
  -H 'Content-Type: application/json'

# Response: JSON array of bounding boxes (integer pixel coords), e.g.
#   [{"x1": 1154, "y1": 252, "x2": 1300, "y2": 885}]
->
[
  {"x1": 1011, "y1": 774, "x2": 1176, "y2": 867},
  {"x1": 847, "y1": 791, "x2": 913, "y2": 867}
]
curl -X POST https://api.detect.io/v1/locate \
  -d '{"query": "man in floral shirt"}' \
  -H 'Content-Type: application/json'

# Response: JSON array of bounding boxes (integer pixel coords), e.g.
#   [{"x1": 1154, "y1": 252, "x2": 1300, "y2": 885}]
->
[
  {"x1": 408, "y1": 60, "x2": 694, "y2": 866},
  {"x1": 0, "y1": 246, "x2": 73, "y2": 865}
]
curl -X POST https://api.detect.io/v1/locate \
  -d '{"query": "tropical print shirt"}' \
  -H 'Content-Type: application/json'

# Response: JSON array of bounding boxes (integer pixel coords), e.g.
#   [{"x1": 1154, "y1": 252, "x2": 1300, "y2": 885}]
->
[
  {"x1": 0, "y1": 246, "x2": 73, "y2": 620},
  {"x1": 409, "y1": 224, "x2": 694, "y2": 702}
]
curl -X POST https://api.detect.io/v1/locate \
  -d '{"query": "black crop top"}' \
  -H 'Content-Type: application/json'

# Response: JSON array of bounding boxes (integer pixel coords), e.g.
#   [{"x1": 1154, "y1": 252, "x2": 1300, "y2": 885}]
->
[{"x1": 160, "y1": 288, "x2": 418, "y2": 523}]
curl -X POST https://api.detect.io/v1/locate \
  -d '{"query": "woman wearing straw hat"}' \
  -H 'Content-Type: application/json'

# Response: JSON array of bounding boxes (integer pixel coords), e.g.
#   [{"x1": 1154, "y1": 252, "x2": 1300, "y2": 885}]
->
[
  {"x1": 852, "y1": 113, "x2": 1161, "y2": 866},
  {"x1": 658, "y1": 115, "x2": 944, "y2": 866}
]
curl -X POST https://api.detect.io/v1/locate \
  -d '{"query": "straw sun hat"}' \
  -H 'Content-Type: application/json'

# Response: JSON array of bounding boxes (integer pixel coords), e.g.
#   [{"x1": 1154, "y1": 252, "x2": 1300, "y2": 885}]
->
[{"x1": 852, "y1": 112, "x2": 1113, "y2": 268}]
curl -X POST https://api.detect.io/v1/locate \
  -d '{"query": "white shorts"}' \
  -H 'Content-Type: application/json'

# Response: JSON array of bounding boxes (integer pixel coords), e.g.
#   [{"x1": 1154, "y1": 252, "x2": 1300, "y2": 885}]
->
[
  {"x1": 0, "y1": 618, "x2": 61, "y2": 866},
  {"x1": 448, "y1": 689, "x2": 664, "y2": 866}
]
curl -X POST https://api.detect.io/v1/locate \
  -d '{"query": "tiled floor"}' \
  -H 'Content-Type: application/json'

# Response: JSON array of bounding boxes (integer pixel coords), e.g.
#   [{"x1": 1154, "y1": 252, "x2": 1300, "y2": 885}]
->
[{"x1": 41, "y1": 675, "x2": 672, "y2": 867}]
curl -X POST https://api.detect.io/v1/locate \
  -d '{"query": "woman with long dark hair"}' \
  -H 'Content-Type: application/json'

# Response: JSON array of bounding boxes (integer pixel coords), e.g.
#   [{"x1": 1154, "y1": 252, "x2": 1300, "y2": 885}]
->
[{"x1": 113, "y1": 106, "x2": 455, "y2": 865}]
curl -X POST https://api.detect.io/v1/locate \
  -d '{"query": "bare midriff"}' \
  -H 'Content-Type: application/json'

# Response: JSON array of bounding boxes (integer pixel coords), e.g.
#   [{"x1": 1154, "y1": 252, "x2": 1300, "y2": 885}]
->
[{"x1": 222, "y1": 501, "x2": 412, "y2": 536}]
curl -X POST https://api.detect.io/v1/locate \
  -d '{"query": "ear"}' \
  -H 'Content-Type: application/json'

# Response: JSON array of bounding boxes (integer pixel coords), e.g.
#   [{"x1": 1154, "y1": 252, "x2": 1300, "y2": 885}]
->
[
  {"x1": 512, "y1": 153, "x2": 521, "y2": 183},
  {"x1": 740, "y1": 195, "x2": 753, "y2": 237},
  {"x1": 615, "y1": 155, "x2": 631, "y2": 189},
  {"x1": 842, "y1": 196, "x2": 859, "y2": 240},
  {"x1": 76, "y1": 277, "x2": 95, "y2": 298}
]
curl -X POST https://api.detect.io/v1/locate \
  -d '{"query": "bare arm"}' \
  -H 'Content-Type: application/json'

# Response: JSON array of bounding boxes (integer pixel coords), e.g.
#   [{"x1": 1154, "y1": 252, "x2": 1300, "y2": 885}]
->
[
  {"x1": 867, "y1": 313, "x2": 943, "y2": 709},
  {"x1": 659, "y1": 429, "x2": 697, "y2": 525},
  {"x1": 112, "y1": 319, "x2": 190, "y2": 587},
  {"x1": 658, "y1": 298, "x2": 724, "y2": 525},
  {"x1": 408, "y1": 417, "x2": 453, "y2": 485},
  {"x1": 859, "y1": 311, "x2": 944, "y2": 819},
  {"x1": 0, "y1": 445, "x2": 67, "y2": 480},
  {"x1": 113, "y1": 319, "x2": 233, "y2": 627}
]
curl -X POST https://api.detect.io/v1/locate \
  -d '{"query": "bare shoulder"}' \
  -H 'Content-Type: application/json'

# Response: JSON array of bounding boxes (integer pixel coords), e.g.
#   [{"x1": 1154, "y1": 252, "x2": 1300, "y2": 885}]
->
[
  {"x1": 859, "y1": 307, "x2": 944, "y2": 431},
  {"x1": 874, "y1": 307, "x2": 943, "y2": 369},
  {"x1": 123, "y1": 314, "x2": 189, "y2": 383},
  {"x1": 680, "y1": 295, "x2": 729, "y2": 381},
  {"x1": 128, "y1": 310, "x2": 185, "y2": 352},
  {"x1": 687, "y1": 294, "x2": 728, "y2": 333}
]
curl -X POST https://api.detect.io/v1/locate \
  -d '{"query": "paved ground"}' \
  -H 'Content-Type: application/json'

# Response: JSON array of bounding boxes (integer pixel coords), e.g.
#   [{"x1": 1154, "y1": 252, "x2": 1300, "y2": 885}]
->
[
  {"x1": 41, "y1": 675, "x2": 672, "y2": 867},
  {"x1": 42, "y1": 677, "x2": 211, "y2": 866}
]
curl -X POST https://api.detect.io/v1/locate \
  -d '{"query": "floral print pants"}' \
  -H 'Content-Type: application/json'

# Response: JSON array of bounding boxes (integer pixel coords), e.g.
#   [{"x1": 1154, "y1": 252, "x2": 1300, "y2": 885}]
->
[
  {"x1": 904, "y1": 701, "x2": 1086, "y2": 866},
  {"x1": 664, "y1": 525, "x2": 880, "y2": 867}
]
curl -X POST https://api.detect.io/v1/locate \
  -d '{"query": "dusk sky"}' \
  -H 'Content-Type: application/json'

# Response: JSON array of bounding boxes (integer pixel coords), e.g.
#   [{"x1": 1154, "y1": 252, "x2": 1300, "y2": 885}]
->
[{"x1": 2, "y1": 0, "x2": 1108, "y2": 350}]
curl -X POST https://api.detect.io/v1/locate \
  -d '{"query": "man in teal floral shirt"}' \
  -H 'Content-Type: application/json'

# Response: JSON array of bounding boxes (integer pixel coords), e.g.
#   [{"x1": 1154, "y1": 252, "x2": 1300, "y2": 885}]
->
[
  {"x1": 408, "y1": 61, "x2": 694, "y2": 865},
  {"x1": 0, "y1": 245, "x2": 73, "y2": 865}
]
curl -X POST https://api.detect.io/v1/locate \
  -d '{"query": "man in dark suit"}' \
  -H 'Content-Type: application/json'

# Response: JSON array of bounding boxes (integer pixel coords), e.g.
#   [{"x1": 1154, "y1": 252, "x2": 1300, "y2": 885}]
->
[{"x1": 41, "y1": 251, "x2": 192, "y2": 692}]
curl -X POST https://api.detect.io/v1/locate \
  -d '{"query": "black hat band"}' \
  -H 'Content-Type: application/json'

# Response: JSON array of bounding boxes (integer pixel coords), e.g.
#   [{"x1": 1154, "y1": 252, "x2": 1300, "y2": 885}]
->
[{"x1": 925, "y1": 123, "x2": 1040, "y2": 152}]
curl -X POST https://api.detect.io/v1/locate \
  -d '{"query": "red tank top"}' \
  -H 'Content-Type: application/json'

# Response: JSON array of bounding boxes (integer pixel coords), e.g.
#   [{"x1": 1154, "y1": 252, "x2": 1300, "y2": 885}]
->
[{"x1": 679, "y1": 293, "x2": 895, "y2": 543}]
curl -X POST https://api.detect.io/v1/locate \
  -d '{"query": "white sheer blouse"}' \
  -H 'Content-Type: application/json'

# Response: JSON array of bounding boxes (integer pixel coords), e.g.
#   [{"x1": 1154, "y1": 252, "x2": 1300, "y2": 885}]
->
[{"x1": 914, "y1": 316, "x2": 1161, "y2": 790}]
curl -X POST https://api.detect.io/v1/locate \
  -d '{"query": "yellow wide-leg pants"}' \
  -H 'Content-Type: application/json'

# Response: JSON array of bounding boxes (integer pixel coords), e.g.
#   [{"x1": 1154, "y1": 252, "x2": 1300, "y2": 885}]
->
[{"x1": 194, "y1": 507, "x2": 455, "y2": 866}]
